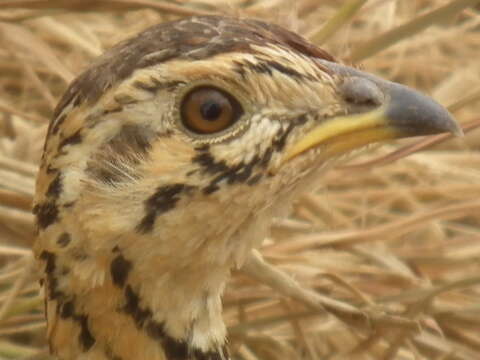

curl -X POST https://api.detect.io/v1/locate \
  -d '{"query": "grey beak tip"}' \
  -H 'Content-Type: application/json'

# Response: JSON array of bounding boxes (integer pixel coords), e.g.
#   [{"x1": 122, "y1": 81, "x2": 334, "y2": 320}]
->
[{"x1": 386, "y1": 83, "x2": 462, "y2": 138}]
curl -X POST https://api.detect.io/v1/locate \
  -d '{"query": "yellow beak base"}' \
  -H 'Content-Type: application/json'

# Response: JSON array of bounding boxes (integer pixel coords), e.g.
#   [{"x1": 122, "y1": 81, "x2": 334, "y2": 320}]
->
[{"x1": 284, "y1": 108, "x2": 401, "y2": 162}]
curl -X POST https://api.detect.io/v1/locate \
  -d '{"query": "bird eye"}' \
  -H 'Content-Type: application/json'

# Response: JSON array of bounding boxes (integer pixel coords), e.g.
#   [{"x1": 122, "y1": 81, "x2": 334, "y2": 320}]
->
[{"x1": 180, "y1": 87, "x2": 243, "y2": 134}]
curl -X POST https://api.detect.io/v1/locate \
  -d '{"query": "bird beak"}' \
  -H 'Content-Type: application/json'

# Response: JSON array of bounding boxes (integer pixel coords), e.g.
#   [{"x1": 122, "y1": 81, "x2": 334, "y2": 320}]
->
[{"x1": 283, "y1": 61, "x2": 463, "y2": 163}]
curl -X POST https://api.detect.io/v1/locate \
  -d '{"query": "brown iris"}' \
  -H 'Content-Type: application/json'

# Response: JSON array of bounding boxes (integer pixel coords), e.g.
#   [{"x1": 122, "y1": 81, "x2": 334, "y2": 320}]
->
[{"x1": 180, "y1": 87, "x2": 243, "y2": 134}]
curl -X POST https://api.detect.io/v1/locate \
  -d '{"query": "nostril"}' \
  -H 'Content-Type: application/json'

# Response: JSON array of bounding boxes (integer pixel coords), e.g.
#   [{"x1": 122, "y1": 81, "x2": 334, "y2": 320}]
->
[
  {"x1": 340, "y1": 76, "x2": 384, "y2": 107},
  {"x1": 344, "y1": 96, "x2": 376, "y2": 106}
]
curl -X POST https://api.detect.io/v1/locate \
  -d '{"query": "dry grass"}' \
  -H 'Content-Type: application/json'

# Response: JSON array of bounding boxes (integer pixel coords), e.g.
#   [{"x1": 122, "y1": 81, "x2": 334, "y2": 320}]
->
[{"x1": 1, "y1": 0, "x2": 480, "y2": 359}]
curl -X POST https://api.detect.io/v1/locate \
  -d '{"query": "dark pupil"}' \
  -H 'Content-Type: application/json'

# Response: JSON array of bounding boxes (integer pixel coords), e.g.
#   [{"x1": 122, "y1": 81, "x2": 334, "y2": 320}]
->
[{"x1": 200, "y1": 101, "x2": 222, "y2": 121}]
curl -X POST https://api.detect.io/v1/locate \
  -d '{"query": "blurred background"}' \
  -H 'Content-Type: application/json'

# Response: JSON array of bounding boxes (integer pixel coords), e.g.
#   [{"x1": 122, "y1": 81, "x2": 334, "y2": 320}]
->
[{"x1": 0, "y1": 0, "x2": 479, "y2": 359}]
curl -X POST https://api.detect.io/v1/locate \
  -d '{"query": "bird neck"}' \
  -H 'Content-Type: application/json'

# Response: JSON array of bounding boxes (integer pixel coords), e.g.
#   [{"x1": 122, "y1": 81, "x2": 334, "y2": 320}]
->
[
  {"x1": 65, "y1": 248, "x2": 229, "y2": 360},
  {"x1": 115, "y1": 260, "x2": 232, "y2": 360},
  {"x1": 50, "y1": 229, "x2": 232, "y2": 360}
]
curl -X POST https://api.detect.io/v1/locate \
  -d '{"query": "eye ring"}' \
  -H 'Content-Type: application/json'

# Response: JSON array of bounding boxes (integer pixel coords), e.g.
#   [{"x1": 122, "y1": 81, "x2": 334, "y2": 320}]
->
[{"x1": 180, "y1": 86, "x2": 244, "y2": 135}]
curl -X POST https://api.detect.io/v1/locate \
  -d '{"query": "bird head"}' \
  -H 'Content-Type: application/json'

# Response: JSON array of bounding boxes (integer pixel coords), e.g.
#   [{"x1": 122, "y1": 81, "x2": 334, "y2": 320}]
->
[{"x1": 34, "y1": 15, "x2": 460, "y2": 360}]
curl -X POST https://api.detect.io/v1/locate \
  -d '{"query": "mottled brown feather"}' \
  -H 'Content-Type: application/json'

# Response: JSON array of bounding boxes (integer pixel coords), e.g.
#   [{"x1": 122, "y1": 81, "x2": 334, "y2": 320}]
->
[{"x1": 52, "y1": 15, "x2": 335, "y2": 122}]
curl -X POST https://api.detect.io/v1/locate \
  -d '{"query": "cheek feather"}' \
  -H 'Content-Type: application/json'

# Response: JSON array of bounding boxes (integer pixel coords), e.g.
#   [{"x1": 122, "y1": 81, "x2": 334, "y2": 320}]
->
[{"x1": 147, "y1": 138, "x2": 196, "y2": 178}]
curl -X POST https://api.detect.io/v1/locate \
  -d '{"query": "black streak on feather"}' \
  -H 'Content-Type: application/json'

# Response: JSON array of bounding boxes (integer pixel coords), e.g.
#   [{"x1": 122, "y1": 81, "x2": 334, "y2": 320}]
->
[
  {"x1": 78, "y1": 314, "x2": 96, "y2": 350},
  {"x1": 46, "y1": 173, "x2": 63, "y2": 199},
  {"x1": 137, "y1": 184, "x2": 193, "y2": 233},
  {"x1": 111, "y1": 253, "x2": 132, "y2": 288},
  {"x1": 34, "y1": 203, "x2": 59, "y2": 229},
  {"x1": 122, "y1": 285, "x2": 228, "y2": 359}
]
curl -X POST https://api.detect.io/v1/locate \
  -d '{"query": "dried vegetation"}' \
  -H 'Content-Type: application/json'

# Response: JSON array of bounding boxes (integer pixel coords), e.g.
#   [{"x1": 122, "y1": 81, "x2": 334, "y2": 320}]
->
[{"x1": 0, "y1": 0, "x2": 480, "y2": 359}]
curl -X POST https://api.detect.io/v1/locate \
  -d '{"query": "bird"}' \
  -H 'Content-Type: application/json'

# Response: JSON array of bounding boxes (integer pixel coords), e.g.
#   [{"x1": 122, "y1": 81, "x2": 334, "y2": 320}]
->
[{"x1": 33, "y1": 15, "x2": 461, "y2": 360}]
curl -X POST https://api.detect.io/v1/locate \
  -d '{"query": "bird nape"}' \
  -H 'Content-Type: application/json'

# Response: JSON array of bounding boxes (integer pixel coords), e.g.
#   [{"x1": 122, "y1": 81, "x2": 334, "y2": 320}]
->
[{"x1": 33, "y1": 15, "x2": 460, "y2": 360}]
